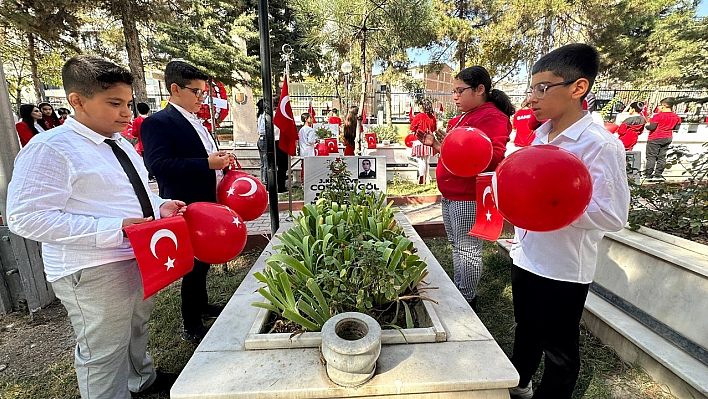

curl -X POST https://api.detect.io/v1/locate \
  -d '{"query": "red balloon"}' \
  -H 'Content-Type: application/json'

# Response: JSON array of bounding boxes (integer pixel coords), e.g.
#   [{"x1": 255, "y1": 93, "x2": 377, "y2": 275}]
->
[
  {"x1": 494, "y1": 145, "x2": 592, "y2": 232},
  {"x1": 439, "y1": 127, "x2": 493, "y2": 177},
  {"x1": 217, "y1": 170, "x2": 267, "y2": 221},
  {"x1": 314, "y1": 142, "x2": 330, "y2": 156},
  {"x1": 183, "y1": 202, "x2": 248, "y2": 264},
  {"x1": 604, "y1": 122, "x2": 620, "y2": 134},
  {"x1": 405, "y1": 134, "x2": 417, "y2": 148}
]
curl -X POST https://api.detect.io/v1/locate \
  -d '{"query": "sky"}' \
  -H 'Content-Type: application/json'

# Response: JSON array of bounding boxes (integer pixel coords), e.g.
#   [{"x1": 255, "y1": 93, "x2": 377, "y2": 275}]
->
[{"x1": 699, "y1": 0, "x2": 708, "y2": 16}]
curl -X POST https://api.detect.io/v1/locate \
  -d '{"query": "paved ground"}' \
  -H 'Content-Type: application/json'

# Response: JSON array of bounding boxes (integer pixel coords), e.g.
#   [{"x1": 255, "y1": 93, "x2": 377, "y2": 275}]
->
[{"x1": 245, "y1": 202, "x2": 443, "y2": 234}]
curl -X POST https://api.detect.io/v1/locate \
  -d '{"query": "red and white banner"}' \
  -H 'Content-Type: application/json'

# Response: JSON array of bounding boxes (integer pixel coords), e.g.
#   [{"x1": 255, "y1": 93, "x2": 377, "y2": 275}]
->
[
  {"x1": 124, "y1": 217, "x2": 194, "y2": 299},
  {"x1": 468, "y1": 172, "x2": 504, "y2": 241},
  {"x1": 274, "y1": 75, "x2": 298, "y2": 156},
  {"x1": 324, "y1": 138, "x2": 338, "y2": 153}
]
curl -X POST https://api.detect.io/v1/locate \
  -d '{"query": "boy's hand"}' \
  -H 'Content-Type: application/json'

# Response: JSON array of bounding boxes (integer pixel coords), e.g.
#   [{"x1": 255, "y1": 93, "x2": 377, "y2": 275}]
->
[
  {"x1": 159, "y1": 200, "x2": 187, "y2": 218},
  {"x1": 122, "y1": 217, "x2": 153, "y2": 227},
  {"x1": 208, "y1": 151, "x2": 233, "y2": 170}
]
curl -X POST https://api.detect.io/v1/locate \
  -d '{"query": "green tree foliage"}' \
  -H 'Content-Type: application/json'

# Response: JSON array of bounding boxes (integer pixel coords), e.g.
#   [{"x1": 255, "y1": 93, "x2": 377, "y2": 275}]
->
[{"x1": 153, "y1": 0, "x2": 259, "y2": 86}]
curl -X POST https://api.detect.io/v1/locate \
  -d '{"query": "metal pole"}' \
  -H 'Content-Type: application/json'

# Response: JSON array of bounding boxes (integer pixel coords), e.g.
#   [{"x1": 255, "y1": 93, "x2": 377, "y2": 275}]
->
[
  {"x1": 0, "y1": 56, "x2": 21, "y2": 219},
  {"x1": 257, "y1": 0, "x2": 279, "y2": 236},
  {"x1": 208, "y1": 78, "x2": 218, "y2": 148}
]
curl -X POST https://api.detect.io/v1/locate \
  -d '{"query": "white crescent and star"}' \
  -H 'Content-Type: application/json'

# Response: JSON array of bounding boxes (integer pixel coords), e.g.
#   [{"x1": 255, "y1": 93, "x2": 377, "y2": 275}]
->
[
  {"x1": 279, "y1": 96, "x2": 293, "y2": 121},
  {"x1": 234, "y1": 177, "x2": 257, "y2": 197},
  {"x1": 227, "y1": 187, "x2": 235, "y2": 196},
  {"x1": 232, "y1": 217, "x2": 242, "y2": 226},
  {"x1": 150, "y1": 229, "x2": 178, "y2": 271},
  {"x1": 482, "y1": 186, "x2": 493, "y2": 207}
]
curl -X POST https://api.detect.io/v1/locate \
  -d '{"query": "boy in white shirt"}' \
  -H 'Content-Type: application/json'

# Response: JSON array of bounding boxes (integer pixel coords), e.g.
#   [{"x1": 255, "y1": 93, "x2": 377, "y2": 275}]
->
[
  {"x1": 298, "y1": 112, "x2": 317, "y2": 157},
  {"x1": 7, "y1": 55, "x2": 186, "y2": 398},
  {"x1": 508, "y1": 44, "x2": 630, "y2": 399}
]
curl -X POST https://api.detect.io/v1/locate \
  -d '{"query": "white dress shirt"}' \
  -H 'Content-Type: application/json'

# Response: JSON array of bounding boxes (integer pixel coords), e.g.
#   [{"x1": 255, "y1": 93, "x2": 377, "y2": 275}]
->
[
  {"x1": 299, "y1": 125, "x2": 317, "y2": 157},
  {"x1": 509, "y1": 112, "x2": 630, "y2": 283},
  {"x1": 7, "y1": 117, "x2": 167, "y2": 282},
  {"x1": 35, "y1": 122, "x2": 45, "y2": 133},
  {"x1": 169, "y1": 101, "x2": 223, "y2": 182}
]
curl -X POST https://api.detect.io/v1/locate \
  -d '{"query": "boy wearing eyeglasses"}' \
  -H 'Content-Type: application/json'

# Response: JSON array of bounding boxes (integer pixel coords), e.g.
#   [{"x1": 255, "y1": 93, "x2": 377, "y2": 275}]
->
[
  {"x1": 142, "y1": 60, "x2": 234, "y2": 344},
  {"x1": 507, "y1": 44, "x2": 630, "y2": 399}
]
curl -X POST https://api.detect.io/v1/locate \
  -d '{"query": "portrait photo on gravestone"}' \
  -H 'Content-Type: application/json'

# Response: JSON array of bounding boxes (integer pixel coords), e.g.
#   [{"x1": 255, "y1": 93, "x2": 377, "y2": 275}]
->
[{"x1": 358, "y1": 158, "x2": 376, "y2": 179}]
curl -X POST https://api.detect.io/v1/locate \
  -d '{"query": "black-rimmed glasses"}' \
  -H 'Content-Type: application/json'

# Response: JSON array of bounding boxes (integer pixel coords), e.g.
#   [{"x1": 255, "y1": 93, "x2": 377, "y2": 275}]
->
[{"x1": 181, "y1": 86, "x2": 209, "y2": 99}]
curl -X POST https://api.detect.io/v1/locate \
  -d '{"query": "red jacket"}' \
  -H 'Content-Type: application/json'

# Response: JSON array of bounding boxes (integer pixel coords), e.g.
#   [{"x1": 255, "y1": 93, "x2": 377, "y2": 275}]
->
[
  {"x1": 437, "y1": 102, "x2": 511, "y2": 201},
  {"x1": 328, "y1": 116, "x2": 342, "y2": 125},
  {"x1": 648, "y1": 111, "x2": 681, "y2": 141},
  {"x1": 410, "y1": 112, "x2": 437, "y2": 134},
  {"x1": 617, "y1": 115, "x2": 645, "y2": 151},
  {"x1": 42, "y1": 116, "x2": 58, "y2": 129},
  {"x1": 132, "y1": 115, "x2": 146, "y2": 154},
  {"x1": 16, "y1": 121, "x2": 36, "y2": 147}
]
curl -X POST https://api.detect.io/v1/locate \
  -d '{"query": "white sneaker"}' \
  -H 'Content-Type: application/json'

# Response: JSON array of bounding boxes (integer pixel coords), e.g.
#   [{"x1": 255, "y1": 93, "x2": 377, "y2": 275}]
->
[{"x1": 509, "y1": 381, "x2": 533, "y2": 399}]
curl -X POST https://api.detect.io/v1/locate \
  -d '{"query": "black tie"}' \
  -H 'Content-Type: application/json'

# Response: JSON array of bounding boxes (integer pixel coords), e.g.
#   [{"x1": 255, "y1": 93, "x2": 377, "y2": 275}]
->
[{"x1": 105, "y1": 139, "x2": 155, "y2": 219}]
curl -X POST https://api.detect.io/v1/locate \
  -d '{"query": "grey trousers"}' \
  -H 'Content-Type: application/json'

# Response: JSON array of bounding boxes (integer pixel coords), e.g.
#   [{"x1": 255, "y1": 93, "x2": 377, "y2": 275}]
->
[
  {"x1": 441, "y1": 198, "x2": 483, "y2": 301},
  {"x1": 52, "y1": 259, "x2": 156, "y2": 399}
]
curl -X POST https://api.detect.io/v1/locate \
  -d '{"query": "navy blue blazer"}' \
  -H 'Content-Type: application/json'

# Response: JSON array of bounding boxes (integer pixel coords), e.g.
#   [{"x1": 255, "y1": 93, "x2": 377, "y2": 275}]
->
[{"x1": 141, "y1": 104, "x2": 217, "y2": 204}]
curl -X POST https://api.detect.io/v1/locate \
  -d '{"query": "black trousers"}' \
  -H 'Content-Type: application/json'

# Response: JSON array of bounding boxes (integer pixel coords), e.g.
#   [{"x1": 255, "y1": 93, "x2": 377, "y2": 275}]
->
[
  {"x1": 644, "y1": 138, "x2": 672, "y2": 177},
  {"x1": 274, "y1": 141, "x2": 289, "y2": 193},
  {"x1": 181, "y1": 259, "x2": 210, "y2": 331},
  {"x1": 510, "y1": 265, "x2": 590, "y2": 399}
]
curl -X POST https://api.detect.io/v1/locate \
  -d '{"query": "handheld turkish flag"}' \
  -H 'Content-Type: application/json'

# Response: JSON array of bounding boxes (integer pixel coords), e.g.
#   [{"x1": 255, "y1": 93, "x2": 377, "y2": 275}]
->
[
  {"x1": 124, "y1": 217, "x2": 194, "y2": 299},
  {"x1": 365, "y1": 132, "x2": 377, "y2": 149},
  {"x1": 325, "y1": 138, "x2": 338, "y2": 153},
  {"x1": 439, "y1": 103, "x2": 444, "y2": 113},
  {"x1": 408, "y1": 104, "x2": 413, "y2": 122},
  {"x1": 640, "y1": 99, "x2": 650, "y2": 119},
  {"x1": 361, "y1": 108, "x2": 367, "y2": 126},
  {"x1": 308, "y1": 100, "x2": 316, "y2": 121},
  {"x1": 274, "y1": 75, "x2": 298, "y2": 156},
  {"x1": 468, "y1": 172, "x2": 504, "y2": 241}
]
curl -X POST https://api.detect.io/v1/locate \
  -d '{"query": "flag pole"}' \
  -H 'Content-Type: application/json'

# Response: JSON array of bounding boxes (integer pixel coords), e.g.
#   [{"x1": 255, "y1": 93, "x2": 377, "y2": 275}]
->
[
  {"x1": 257, "y1": 0, "x2": 279, "y2": 236},
  {"x1": 282, "y1": 44, "x2": 294, "y2": 222}
]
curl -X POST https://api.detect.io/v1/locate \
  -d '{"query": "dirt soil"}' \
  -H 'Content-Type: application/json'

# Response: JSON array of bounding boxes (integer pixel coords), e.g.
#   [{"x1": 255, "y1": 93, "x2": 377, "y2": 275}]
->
[{"x1": 0, "y1": 300, "x2": 74, "y2": 381}]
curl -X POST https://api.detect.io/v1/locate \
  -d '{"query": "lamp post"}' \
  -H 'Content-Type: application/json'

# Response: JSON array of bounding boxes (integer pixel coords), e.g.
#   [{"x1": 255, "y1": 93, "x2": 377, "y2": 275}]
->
[{"x1": 341, "y1": 62, "x2": 352, "y2": 111}]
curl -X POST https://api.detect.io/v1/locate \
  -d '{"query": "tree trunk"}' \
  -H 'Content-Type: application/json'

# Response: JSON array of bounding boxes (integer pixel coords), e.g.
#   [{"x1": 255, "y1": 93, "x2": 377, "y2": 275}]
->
[
  {"x1": 386, "y1": 82, "x2": 392, "y2": 127},
  {"x1": 456, "y1": 0, "x2": 466, "y2": 70},
  {"x1": 540, "y1": 13, "x2": 553, "y2": 54},
  {"x1": 27, "y1": 33, "x2": 44, "y2": 103},
  {"x1": 119, "y1": 0, "x2": 148, "y2": 105}
]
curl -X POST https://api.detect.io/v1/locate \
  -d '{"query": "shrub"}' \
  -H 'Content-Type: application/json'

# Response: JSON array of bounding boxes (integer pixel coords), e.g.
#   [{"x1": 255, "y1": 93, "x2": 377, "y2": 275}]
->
[
  {"x1": 315, "y1": 126, "x2": 332, "y2": 140},
  {"x1": 366, "y1": 125, "x2": 399, "y2": 144},
  {"x1": 628, "y1": 144, "x2": 708, "y2": 239}
]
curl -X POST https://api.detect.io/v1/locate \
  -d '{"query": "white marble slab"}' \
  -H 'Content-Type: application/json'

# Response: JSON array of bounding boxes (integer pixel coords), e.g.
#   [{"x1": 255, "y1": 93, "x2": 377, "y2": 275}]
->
[{"x1": 173, "y1": 213, "x2": 517, "y2": 398}]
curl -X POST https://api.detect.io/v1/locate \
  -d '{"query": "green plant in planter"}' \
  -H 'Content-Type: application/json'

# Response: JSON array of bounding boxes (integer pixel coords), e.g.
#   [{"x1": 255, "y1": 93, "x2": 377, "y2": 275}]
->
[
  {"x1": 628, "y1": 143, "x2": 708, "y2": 239},
  {"x1": 315, "y1": 126, "x2": 332, "y2": 140},
  {"x1": 252, "y1": 163, "x2": 429, "y2": 331},
  {"x1": 366, "y1": 125, "x2": 398, "y2": 144}
]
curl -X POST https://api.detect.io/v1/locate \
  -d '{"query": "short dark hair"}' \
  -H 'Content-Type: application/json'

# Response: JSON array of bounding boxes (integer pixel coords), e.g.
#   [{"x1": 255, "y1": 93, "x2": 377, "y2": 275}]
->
[
  {"x1": 531, "y1": 43, "x2": 600, "y2": 99},
  {"x1": 165, "y1": 61, "x2": 209, "y2": 94},
  {"x1": 57, "y1": 107, "x2": 70, "y2": 116},
  {"x1": 660, "y1": 97, "x2": 675, "y2": 109},
  {"x1": 137, "y1": 102, "x2": 150, "y2": 115},
  {"x1": 455, "y1": 66, "x2": 515, "y2": 117},
  {"x1": 629, "y1": 102, "x2": 643, "y2": 113},
  {"x1": 62, "y1": 55, "x2": 133, "y2": 98},
  {"x1": 301, "y1": 112, "x2": 311, "y2": 123}
]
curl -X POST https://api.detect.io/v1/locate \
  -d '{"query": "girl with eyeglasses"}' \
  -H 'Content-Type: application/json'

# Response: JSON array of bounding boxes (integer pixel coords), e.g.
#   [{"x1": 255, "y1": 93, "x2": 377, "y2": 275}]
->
[{"x1": 417, "y1": 66, "x2": 515, "y2": 311}]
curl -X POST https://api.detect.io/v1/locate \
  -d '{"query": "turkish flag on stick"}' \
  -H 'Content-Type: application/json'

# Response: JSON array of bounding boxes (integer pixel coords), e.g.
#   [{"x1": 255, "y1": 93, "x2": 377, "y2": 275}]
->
[
  {"x1": 308, "y1": 100, "x2": 316, "y2": 121},
  {"x1": 124, "y1": 216, "x2": 194, "y2": 299},
  {"x1": 325, "y1": 138, "x2": 338, "y2": 153},
  {"x1": 361, "y1": 108, "x2": 367, "y2": 127},
  {"x1": 409, "y1": 104, "x2": 413, "y2": 122},
  {"x1": 439, "y1": 103, "x2": 444, "y2": 113},
  {"x1": 365, "y1": 132, "x2": 377, "y2": 149},
  {"x1": 275, "y1": 75, "x2": 298, "y2": 156},
  {"x1": 468, "y1": 172, "x2": 504, "y2": 241}
]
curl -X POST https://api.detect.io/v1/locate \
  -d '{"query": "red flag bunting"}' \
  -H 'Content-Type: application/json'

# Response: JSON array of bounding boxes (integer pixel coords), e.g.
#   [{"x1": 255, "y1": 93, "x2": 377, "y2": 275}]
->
[
  {"x1": 124, "y1": 216, "x2": 194, "y2": 299},
  {"x1": 324, "y1": 138, "x2": 339, "y2": 153},
  {"x1": 274, "y1": 75, "x2": 299, "y2": 156},
  {"x1": 365, "y1": 132, "x2": 377, "y2": 149},
  {"x1": 468, "y1": 172, "x2": 504, "y2": 241}
]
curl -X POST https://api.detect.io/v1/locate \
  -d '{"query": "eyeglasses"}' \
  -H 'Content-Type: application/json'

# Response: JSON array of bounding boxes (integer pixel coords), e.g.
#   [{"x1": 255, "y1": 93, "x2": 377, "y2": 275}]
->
[
  {"x1": 451, "y1": 86, "x2": 473, "y2": 96},
  {"x1": 525, "y1": 80, "x2": 578, "y2": 99},
  {"x1": 181, "y1": 86, "x2": 209, "y2": 99}
]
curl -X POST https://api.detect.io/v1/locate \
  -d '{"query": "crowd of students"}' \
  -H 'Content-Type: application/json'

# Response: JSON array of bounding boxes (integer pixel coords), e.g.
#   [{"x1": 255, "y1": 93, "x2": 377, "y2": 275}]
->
[{"x1": 14, "y1": 102, "x2": 70, "y2": 146}]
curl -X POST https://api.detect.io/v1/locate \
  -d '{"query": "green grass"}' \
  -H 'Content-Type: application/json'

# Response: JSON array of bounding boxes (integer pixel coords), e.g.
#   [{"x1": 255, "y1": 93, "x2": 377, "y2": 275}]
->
[{"x1": 423, "y1": 237, "x2": 677, "y2": 399}]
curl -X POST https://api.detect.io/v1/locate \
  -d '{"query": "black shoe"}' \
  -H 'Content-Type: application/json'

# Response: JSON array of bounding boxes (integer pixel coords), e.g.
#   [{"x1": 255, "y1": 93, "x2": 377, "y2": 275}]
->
[
  {"x1": 201, "y1": 304, "x2": 224, "y2": 320},
  {"x1": 181, "y1": 325, "x2": 210, "y2": 344},
  {"x1": 131, "y1": 371, "x2": 179, "y2": 397},
  {"x1": 468, "y1": 297, "x2": 479, "y2": 313}
]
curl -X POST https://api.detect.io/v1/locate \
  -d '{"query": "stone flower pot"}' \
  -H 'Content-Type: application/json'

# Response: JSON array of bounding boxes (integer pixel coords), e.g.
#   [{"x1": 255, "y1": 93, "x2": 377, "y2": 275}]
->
[{"x1": 321, "y1": 312, "x2": 382, "y2": 387}]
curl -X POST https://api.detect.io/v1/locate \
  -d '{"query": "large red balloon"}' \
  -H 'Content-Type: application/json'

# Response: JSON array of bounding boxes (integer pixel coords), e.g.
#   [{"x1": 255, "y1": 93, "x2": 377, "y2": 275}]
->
[
  {"x1": 604, "y1": 122, "x2": 620, "y2": 134},
  {"x1": 440, "y1": 127, "x2": 493, "y2": 177},
  {"x1": 183, "y1": 202, "x2": 248, "y2": 264},
  {"x1": 314, "y1": 142, "x2": 330, "y2": 156},
  {"x1": 404, "y1": 134, "x2": 417, "y2": 148},
  {"x1": 217, "y1": 170, "x2": 267, "y2": 221},
  {"x1": 494, "y1": 145, "x2": 592, "y2": 232}
]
